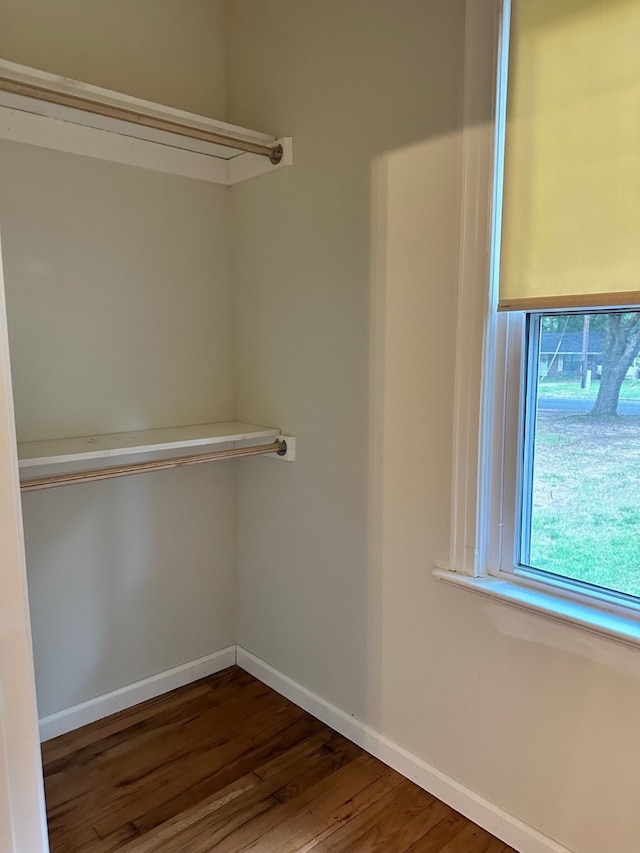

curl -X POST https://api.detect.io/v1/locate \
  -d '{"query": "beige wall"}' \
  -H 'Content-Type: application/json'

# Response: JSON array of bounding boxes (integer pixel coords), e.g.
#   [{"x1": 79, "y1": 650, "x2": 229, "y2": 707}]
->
[
  {"x1": 229, "y1": 0, "x2": 464, "y2": 718},
  {"x1": 228, "y1": 3, "x2": 640, "y2": 852},
  {"x1": 0, "y1": 1, "x2": 235, "y2": 716},
  {"x1": 1, "y1": 144, "x2": 234, "y2": 442},
  {"x1": 0, "y1": 0, "x2": 227, "y2": 117}
]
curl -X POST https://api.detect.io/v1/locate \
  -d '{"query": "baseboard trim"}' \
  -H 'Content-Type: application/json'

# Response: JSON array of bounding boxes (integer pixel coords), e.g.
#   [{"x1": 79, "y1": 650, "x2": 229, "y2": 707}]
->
[
  {"x1": 38, "y1": 644, "x2": 571, "y2": 852},
  {"x1": 236, "y1": 646, "x2": 571, "y2": 853},
  {"x1": 39, "y1": 646, "x2": 237, "y2": 742}
]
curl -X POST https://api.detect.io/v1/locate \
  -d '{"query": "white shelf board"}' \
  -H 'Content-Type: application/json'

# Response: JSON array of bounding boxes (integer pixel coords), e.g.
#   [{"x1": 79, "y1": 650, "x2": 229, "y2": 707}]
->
[
  {"x1": 18, "y1": 422, "x2": 280, "y2": 469},
  {"x1": 0, "y1": 59, "x2": 292, "y2": 185}
]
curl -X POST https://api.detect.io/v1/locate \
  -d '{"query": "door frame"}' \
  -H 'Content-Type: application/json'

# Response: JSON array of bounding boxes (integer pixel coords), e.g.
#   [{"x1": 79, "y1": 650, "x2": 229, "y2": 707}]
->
[{"x1": 0, "y1": 233, "x2": 49, "y2": 852}]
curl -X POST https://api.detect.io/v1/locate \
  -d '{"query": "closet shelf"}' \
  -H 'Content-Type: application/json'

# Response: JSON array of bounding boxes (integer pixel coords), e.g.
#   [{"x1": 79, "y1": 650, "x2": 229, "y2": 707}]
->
[
  {"x1": 0, "y1": 59, "x2": 292, "y2": 185},
  {"x1": 18, "y1": 422, "x2": 281, "y2": 469}
]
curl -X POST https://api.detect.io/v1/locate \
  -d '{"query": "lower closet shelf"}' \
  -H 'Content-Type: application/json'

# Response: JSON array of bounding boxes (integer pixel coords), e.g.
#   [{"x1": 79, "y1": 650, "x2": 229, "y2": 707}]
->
[
  {"x1": 18, "y1": 421, "x2": 281, "y2": 467},
  {"x1": 18, "y1": 421, "x2": 291, "y2": 492}
]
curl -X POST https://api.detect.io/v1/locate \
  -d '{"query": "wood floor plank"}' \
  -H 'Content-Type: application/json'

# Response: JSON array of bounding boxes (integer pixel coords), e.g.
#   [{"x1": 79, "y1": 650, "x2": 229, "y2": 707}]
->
[
  {"x1": 123, "y1": 753, "x2": 384, "y2": 853},
  {"x1": 104, "y1": 709, "x2": 326, "y2": 840},
  {"x1": 271, "y1": 737, "x2": 362, "y2": 803},
  {"x1": 47, "y1": 700, "x2": 308, "y2": 846},
  {"x1": 253, "y1": 729, "x2": 356, "y2": 780},
  {"x1": 304, "y1": 778, "x2": 436, "y2": 853},
  {"x1": 402, "y1": 810, "x2": 470, "y2": 852},
  {"x1": 43, "y1": 667, "x2": 516, "y2": 853},
  {"x1": 45, "y1": 688, "x2": 286, "y2": 826},
  {"x1": 45, "y1": 682, "x2": 293, "y2": 812},
  {"x1": 118, "y1": 741, "x2": 363, "y2": 852},
  {"x1": 42, "y1": 667, "x2": 253, "y2": 768},
  {"x1": 45, "y1": 688, "x2": 221, "y2": 781},
  {"x1": 217, "y1": 755, "x2": 403, "y2": 853},
  {"x1": 436, "y1": 821, "x2": 512, "y2": 852},
  {"x1": 186, "y1": 754, "x2": 388, "y2": 853},
  {"x1": 128, "y1": 734, "x2": 354, "y2": 840},
  {"x1": 46, "y1": 677, "x2": 285, "y2": 802},
  {"x1": 42, "y1": 683, "x2": 211, "y2": 768},
  {"x1": 115, "y1": 772, "x2": 268, "y2": 853}
]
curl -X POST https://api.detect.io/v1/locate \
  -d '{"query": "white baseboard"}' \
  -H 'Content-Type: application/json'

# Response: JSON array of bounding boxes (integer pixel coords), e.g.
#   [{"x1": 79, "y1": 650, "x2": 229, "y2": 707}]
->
[
  {"x1": 39, "y1": 646, "x2": 236, "y2": 742},
  {"x1": 236, "y1": 646, "x2": 571, "y2": 853},
  {"x1": 39, "y1": 644, "x2": 571, "y2": 853}
]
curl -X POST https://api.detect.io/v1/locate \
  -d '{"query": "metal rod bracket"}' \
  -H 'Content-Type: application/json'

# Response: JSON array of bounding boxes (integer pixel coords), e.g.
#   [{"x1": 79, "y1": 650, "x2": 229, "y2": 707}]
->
[{"x1": 270, "y1": 144, "x2": 284, "y2": 165}]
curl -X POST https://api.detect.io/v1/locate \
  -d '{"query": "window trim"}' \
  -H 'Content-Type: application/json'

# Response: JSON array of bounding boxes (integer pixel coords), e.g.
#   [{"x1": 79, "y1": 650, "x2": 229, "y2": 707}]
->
[
  {"x1": 436, "y1": 0, "x2": 640, "y2": 646},
  {"x1": 448, "y1": 0, "x2": 505, "y2": 578},
  {"x1": 432, "y1": 568, "x2": 640, "y2": 648}
]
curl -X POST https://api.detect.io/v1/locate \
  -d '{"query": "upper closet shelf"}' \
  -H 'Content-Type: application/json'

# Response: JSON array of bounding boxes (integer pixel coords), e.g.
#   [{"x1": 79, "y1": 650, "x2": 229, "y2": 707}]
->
[
  {"x1": 0, "y1": 59, "x2": 292, "y2": 185},
  {"x1": 18, "y1": 422, "x2": 281, "y2": 469}
]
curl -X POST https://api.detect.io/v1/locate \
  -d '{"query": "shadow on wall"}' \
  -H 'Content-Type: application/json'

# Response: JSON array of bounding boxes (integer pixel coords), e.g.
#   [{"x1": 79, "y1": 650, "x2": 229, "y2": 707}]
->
[{"x1": 365, "y1": 133, "x2": 463, "y2": 735}]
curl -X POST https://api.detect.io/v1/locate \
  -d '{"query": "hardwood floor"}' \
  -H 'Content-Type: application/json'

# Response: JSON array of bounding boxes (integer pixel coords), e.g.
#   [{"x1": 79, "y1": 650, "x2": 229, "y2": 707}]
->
[{"x1": 42, "y1": 666, "x2": 517, "y2": 853}]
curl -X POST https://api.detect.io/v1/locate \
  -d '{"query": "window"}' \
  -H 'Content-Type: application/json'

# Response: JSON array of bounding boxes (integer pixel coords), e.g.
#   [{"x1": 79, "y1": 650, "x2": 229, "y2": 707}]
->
[
  {"x1": 507, "y1": 309, "x2": 640, "y2": 604},
  {"x1": 494, "y1": 0, "x2": 640, "y2": 610},
  {"x1": 436, "y1": 0, "x2": 640, "y2": 636}
]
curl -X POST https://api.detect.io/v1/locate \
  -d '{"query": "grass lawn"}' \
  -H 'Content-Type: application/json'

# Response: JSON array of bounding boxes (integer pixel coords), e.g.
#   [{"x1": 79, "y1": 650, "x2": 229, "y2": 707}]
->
[
  {"x1": 528, "y1": 411, "x2": 640, "y2": 598},
  {"x1": 538, "y1": 378, "x2": 640, "y2": 400}
]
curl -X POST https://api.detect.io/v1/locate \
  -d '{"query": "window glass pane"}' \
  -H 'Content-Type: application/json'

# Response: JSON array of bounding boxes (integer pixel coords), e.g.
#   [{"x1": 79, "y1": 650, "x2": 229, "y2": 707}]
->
[{"x1": 522, "y1": 310, "x2": 640, "y2": 598}]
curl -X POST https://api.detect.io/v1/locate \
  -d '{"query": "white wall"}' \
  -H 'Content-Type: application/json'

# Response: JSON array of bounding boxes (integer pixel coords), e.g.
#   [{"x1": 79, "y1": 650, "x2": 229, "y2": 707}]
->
[
  {"x1": 0, "y1": 1, "x2": 235, "y2": 717},
  {"x1": 228, "y1": 3, "x2": 640, "y2": 852}
]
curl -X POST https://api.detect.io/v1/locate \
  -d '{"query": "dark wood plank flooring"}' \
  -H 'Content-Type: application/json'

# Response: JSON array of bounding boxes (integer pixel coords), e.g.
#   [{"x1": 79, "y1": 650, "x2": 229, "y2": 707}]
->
[{"x1": 42, "y1": 666, "x2": 517, "y2": 852}]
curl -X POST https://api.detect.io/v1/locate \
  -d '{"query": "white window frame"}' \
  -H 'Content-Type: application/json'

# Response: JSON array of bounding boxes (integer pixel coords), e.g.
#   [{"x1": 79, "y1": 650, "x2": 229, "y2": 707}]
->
[{"x1": 433, "y1": 0, "x2": 640, "y2": 647}]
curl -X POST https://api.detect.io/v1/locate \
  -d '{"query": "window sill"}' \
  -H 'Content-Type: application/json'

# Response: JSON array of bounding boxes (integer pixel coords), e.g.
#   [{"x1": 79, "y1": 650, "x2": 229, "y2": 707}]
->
[{"x1": 432, "y1": 565, "x2": 640, "y2": 649}]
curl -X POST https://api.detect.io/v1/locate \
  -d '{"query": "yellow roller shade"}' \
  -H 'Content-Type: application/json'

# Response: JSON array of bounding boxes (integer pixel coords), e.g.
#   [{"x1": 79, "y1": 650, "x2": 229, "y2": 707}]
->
[{"x1": 499, "y1": 0, "x2": 640, "y2": 311}]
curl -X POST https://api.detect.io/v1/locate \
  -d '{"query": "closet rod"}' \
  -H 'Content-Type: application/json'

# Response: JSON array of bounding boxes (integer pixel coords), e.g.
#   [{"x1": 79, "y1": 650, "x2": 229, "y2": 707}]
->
[
  {"x1": 0, "y1": 76, "x2": 284, "y2": 164},
  {"x1": 20, "y1": 439, "x2": 287, "y2": 493}
]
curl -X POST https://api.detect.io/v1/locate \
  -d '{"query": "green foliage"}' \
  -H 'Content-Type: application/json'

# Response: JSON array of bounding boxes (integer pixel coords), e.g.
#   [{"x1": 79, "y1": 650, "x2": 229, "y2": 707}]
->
[
  {"x1": 540, "y1": 312, "x2": 639, "y2": 333},
  {"x1": 527, "y1": 412, "x2": 640, "y2": 598}
]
